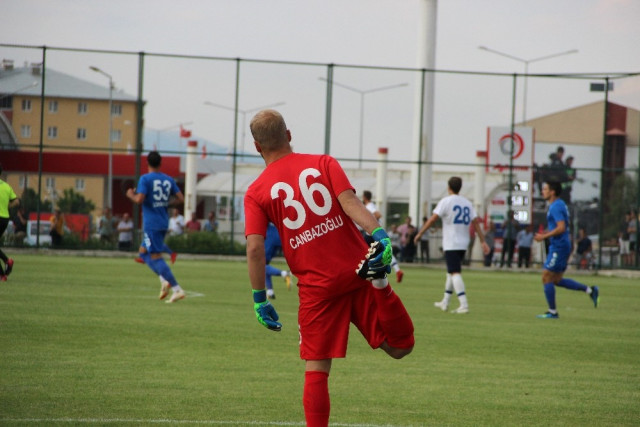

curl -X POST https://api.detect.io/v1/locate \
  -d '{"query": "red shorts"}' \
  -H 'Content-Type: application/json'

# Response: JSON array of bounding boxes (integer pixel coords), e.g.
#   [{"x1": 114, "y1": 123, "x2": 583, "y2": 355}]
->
[{"x1": 298, "y1": 280, "x2": 385, "y2": 360}]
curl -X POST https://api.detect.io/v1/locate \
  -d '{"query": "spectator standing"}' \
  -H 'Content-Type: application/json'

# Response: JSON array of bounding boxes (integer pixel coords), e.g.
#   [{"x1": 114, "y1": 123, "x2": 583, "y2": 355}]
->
[
  {"x1": 500, "y1": 210, "x2": 518, "y2": 268},
  {"x1": 419, "y1": 216, "x2": 430, "y2": 263},
  {"x1": 0, "y1": 163, "x2": 19, "y2": 280},
  {"x1": 401, "y1": 224, "x2": 417, "y2": 263},
  {"x1": 98, "y1": 208, "x2": 115, "y2": 245},
  {"x1": 619, "y1": 212, "x2": 631, "y2": 266},
  {"x1": 575, "y1": 228, "x2": 592, "y2": 270},
  {"x1": 396, "y1": 216, "x2": 413, "y2": 261},
  {"x1": 49, "y1": 209, "x2": 64, "y2": 247},
  {"x1": 168, "y1": 208, "x2": 185, "y2": 236},
  {"x1": 12, "y1": 205, "x2": 27, "y2": 243},
  {"x1": 628, "y1": 210, "x2": 637, "y2": 261},
  {"x1": 561, "y1": 156, "x2": 577, "y2": 204},
  {"x1": 483, "y1": 222, "x2": 496, "y2": 267},
  {"x1": 203, "y1": 211, "x2": 218, "y2": 233},
  {"x1": 117, "y1": 212, "x2": 134, "y2": 251},
  {"x1": 516, "y1": 224, "x2": 534, "y2": 268},
  {"x1": 185, "y1": 213, "x2": 201, "y2": 233}
]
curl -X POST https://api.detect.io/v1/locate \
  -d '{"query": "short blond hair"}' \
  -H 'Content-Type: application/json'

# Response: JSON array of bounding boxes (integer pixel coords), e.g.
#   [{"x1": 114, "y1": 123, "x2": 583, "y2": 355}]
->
[{"x1": 250, "y1": 109, "x2": 288, "y2": 151}]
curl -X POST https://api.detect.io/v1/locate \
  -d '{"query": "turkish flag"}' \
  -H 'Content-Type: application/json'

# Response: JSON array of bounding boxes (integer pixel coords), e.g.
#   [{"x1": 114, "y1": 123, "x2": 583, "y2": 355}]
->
[{"x1": 180, "y1": 126, "x2": 191, "y2": 138}]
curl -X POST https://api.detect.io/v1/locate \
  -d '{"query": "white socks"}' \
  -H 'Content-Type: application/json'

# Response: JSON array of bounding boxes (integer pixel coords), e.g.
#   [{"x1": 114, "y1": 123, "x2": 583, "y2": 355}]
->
[
  {"x1": 442, "y1": 273, "x2": 453, "y2": 304},
  {"x1": 452, "y1": 274, "x2": 468, "y2": 309}
]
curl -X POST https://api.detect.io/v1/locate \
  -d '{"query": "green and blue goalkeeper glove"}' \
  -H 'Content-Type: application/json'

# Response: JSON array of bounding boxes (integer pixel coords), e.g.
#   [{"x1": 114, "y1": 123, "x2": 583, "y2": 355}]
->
[
  {"x1": 368, "y1": 227, "x2": 393, "y2": 274},
  {"x1": 253, "y1": 289, "x2": 282, "y2": 332}
]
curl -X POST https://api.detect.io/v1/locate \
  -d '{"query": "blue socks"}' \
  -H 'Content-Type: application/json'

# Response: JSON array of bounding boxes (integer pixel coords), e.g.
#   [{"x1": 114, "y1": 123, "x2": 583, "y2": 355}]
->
[
  {"x1": 544, "y1": 283, "x2": 556, "y2": 311},
  {"x1": 149, "y1": 258, "x2": 178, "y2": 287},
  {"x1": 265, "y1": 265, "x2": 282, "y2": 290},
  {"x1": 557, "y1": 278, "x2": 588, "y2": 292}
]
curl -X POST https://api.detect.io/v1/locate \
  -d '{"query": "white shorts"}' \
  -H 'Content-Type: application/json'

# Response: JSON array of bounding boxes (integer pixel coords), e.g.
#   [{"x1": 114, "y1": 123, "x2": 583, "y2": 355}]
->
[{"x1": 619, "y1": 240, "x2": 630, "y2": 255}]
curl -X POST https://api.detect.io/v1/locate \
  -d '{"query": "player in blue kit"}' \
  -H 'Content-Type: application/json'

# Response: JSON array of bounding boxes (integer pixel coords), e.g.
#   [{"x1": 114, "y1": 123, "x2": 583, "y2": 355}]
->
[
  {"x1": 127, "y1": 151, "x2": 186, "y2": 303},
  {"x1": 264, "y1": 222, "x2": 292, "y2": 300},
  {"x1": 534, "y1": 181, "x2": 599, "y2": 318}
]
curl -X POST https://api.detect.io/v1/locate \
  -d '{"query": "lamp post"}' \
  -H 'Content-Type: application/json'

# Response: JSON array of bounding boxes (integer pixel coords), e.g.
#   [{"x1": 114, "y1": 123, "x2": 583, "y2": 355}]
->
[
  {"x1": 203, "y1": 101, "x2": 286, "y2": 160},
  {"x1": 478, "y1": 46, "x2": 578, "y2": 123},
  {"x1": 318, "y1": 78, "x2": 408, "y2": 168},
  {"x1": 0, "y1": 81, "x2": 39, "y2": 100},
  {"x1": 90, "y1": 66, "x2": 114, "y2": 209}
]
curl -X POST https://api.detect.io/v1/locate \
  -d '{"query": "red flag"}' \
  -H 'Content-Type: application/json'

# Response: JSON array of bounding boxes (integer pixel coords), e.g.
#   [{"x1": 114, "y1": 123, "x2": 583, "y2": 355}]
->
[
  {"x1": 180, "y1": 126, "x2": 191, "y2": 138},
  {"x1": 201, "y1": 145, "x2": 207, "y2": 159}
]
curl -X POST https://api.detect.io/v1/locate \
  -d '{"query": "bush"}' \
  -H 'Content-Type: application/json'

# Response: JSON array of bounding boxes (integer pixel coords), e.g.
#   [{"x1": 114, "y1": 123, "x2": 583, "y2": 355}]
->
[{"x1": 166, "y1": 232, "x2": 245, "y2": 255}]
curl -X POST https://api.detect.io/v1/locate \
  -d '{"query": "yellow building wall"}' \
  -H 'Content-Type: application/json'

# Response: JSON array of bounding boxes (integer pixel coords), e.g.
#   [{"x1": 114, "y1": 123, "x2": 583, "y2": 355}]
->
[
  {"x1": 11, "y1": 95, "x2": 137, "y2": 153},
  {"x1": 5, "y1": 172, "x2": 105, "y2": 221}
]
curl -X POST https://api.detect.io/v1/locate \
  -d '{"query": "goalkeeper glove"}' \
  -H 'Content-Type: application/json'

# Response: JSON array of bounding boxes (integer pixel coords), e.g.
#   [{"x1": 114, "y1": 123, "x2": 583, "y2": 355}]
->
[
  {"x1": 356, "y1": 241, "x2": 391, "y2": 279},
  {"x1": 253, "y1": 289, "x2": 282, "y2": 332},
  {"x1": 368, "y1": 227, "x2": 393, "y2": 272}
]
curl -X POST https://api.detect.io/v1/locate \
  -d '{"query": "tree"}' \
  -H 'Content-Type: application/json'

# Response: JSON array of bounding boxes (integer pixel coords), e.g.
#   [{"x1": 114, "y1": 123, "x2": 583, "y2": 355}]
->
[
  {"x1": 19, "y1": 188, "x2": 52, "y2": 215},
  {"x1": 604, "y1": 172, "x2": 638, "y2": 239},
  {"x1": 56, "y1": 188, "x2": 96, "y2": 214}
]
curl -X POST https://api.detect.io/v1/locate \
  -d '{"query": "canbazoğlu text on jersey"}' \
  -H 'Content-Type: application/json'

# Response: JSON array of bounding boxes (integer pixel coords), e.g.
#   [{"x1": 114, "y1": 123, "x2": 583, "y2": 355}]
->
[{"x1": 288, "y1": 214, "x2": 345, "y2": 249}]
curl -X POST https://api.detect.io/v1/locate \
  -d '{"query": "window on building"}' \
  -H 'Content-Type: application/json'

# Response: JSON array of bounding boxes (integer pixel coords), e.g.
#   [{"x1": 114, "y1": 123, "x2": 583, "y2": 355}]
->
[
  {"x1": 75, "y1": 178, "x2": 85, "y2": 191},
  {"x1": 20, "y1": 125, "x2": 31, "y2": 138},
  {"x1": 110, "y1": 129, "x2": 122, "y2": 143},
  {"x1": 78, "y1": 102, "x2": 88, "y2": 115},
  {"x1": 47, "y1": 126, "x2": 58, "y2": 139},
  {"x1": 0, "y1": 97, "x2": 12, "y2": 109},
  {"x1": 77, "y1": 128, "x2": 87, "y2": 140},
  {"x1": 19, "y1": 175, "x2": 29, "y2": 189},
  {"x1": 111, "y1": 104, "x2": 122, "y2": 116},
  {"x1": 48, "y1": 100, "x2": 58, "y2": 113},
  {"x1": 22, "y1": 99, "x2": 32, "y2": 112},
  {"x1": 46, "y1": 177, "x2": 55, "y2": 189}
]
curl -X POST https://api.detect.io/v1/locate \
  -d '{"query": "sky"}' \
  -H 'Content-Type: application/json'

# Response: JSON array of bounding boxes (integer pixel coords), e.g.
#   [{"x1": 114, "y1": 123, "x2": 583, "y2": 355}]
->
[{"x1": 2, "y1": 0, "x2": 640, "y2": 183}]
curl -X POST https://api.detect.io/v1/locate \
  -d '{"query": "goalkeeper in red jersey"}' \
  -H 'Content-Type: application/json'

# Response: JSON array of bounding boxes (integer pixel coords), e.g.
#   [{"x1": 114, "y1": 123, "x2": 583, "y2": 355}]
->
[{"x1": 244, "y1": 110, "x2": 414, "y2": 427}]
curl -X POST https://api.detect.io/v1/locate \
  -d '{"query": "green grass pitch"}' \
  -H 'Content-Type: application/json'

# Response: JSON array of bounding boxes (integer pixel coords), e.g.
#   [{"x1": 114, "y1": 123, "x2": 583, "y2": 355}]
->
[{"x1": 1, "y1": 254, "x2": 639, "y2": 426}]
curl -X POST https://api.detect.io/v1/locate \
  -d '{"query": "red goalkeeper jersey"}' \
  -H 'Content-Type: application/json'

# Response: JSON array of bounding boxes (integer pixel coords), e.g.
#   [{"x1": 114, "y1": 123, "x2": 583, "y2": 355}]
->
[{"x1": 244, "y1": 153, "x2": 369, "y2": 299}]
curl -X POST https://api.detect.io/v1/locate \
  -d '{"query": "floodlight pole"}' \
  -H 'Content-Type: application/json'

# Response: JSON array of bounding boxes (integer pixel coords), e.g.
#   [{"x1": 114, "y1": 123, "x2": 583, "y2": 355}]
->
[
  {"x1": 478, "y1": 46, "x2": 578, "y2": 123},
  {"x1": 319, "y1": 78, "x2": 408, "y2": 168},
  {"x1": 90, "y1": 66, "x2": 115, "y2": 209}
]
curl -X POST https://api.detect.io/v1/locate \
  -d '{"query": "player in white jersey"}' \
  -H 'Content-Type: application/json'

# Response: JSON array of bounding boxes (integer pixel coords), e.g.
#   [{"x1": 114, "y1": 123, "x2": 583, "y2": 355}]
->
[
  {"x1": 361, "y1": 191, "x2": 404, "y2": 282},
  {"x1": 414, "y1": 177, "x2": 489, "y2": 313}
]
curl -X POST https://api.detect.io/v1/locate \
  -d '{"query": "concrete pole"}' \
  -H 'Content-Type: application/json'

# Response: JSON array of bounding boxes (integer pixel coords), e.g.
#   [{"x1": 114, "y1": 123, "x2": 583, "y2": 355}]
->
[
  {"x1": 376, "y1": 147, "x2": 389, "y2": 229},
  {"x1": 409, "y1": 0, "x2": 438, "y2": 222},
  {"x1": 472, "y1": 150, "x2": 487, "y2": 263},
  {"x1": 185, "y1": 140, "x2": 198, "y2": 218}
]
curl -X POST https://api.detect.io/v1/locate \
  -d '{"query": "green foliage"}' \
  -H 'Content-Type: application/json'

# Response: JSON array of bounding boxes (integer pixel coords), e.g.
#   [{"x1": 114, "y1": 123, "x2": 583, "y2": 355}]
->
[
  {"x1": 166, "y1": 231, "x2": 245, "y2": 255},
  {"x1": 56, "y1": 188, "x2": 96, "y2": 214},
  {"x1": 1, "y1": 256, "x2": 639, "y2": 426},
  {"x1": 604, "y1": 172, "x2": 638, "y2": 239},
  {"x1": 18, "y1": 187, "x2": 52, "y2": 214}
]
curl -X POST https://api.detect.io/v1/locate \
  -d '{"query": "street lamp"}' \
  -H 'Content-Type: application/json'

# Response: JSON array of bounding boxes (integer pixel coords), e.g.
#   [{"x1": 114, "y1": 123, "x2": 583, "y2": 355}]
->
[
  {"x1": 318, "y1": 78, "x2": 408, "y2": 168},
  {"x1": 90, "y1": 66, "x2": 114, "y2": 209},
  {"x1": 203, "y1": 101, "x2": 286, "y2": 160},
  {"x1": 478, "y1": 46, "x2": 578, "y2": 123},
  {"x1": 0, "y1": 81, "x2": 39, "y2": 100}
]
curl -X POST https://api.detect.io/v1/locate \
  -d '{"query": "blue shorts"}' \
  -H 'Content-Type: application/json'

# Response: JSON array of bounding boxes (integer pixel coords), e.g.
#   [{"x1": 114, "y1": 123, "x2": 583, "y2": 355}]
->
[
  {"x1": 444, "y1": 250, "x2": 466, "y2": 274},
  {"x1": 142, "y1": 229, "x2": 168, "y2": 254},
  {"x1": 544, "y1": 245, "x2": 570, "y2": 272}
]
